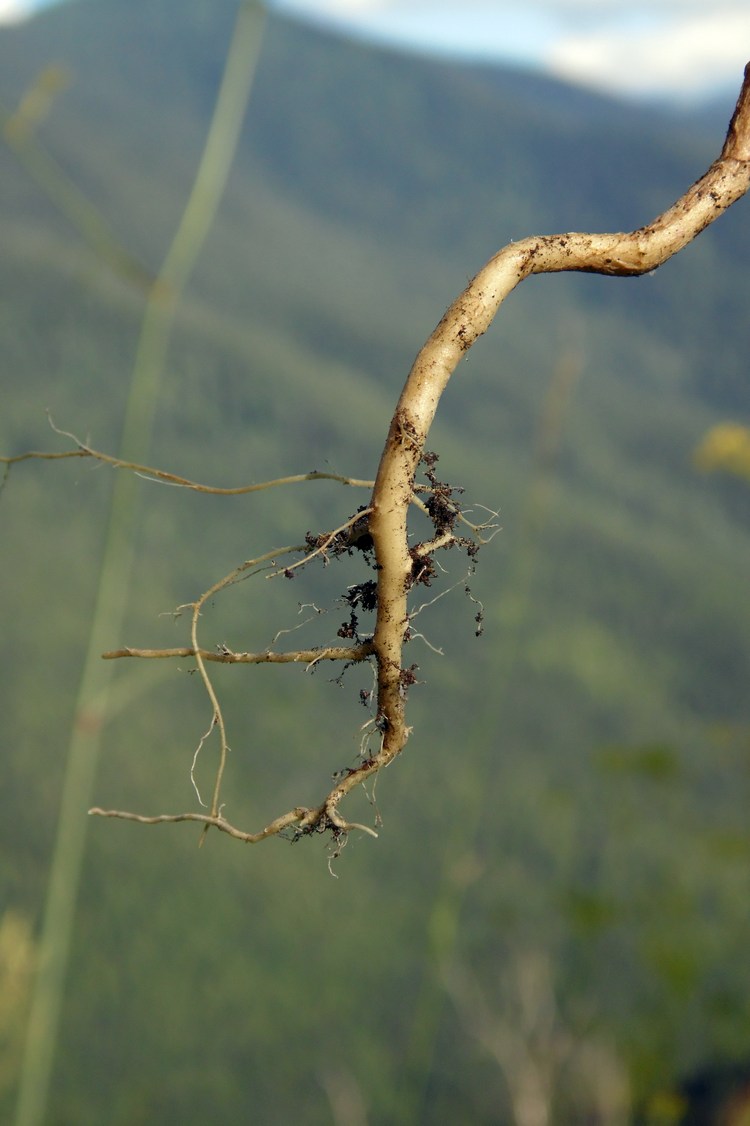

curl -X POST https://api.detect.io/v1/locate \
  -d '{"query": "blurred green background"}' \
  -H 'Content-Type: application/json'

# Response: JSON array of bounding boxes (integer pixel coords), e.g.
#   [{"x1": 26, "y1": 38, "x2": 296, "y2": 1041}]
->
[{"x1": 2, "y1": 1, "x2": 750, "y2": 1122}]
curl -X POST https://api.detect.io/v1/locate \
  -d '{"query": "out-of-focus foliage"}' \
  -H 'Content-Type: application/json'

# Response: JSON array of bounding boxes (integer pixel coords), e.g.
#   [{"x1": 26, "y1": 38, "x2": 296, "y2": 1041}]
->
[{"x1": 695, "y1": 422, "x2": 750, "y2": 480}]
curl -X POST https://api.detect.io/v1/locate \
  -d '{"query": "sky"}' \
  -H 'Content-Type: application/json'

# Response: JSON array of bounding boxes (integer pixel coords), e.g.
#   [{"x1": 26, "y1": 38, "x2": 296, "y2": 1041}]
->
[{"x1": 1, "y1": 0, "x2": 748, "y2": 102}]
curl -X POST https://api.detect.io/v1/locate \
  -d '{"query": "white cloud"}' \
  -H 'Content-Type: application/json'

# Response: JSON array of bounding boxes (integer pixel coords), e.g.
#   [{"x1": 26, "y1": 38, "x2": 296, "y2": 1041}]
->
[
  {"x1": 546, "y1": 8, "x2": 750, "y2": 97},
  {"x1": 0, "y1": 0, "x2": 33, "y2": 21},
  {"x1": 297, "y1": 0, "x2": 386, "y2": 11}
]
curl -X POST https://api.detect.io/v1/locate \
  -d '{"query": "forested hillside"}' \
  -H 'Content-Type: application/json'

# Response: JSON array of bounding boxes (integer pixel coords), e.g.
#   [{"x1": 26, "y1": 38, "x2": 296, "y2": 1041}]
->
[{"x1": 1, "y1": 1, "x2": 749, "y2": 1121}]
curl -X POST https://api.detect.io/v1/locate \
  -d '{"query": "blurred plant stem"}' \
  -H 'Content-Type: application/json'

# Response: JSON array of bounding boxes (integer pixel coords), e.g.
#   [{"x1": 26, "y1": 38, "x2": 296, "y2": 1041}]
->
[
  {"x1": 398, "y1": 341, "x2": 584, "y2": 1123},
  {"x1": 14, "y1": 6, "x2": 267, "y2": 1125},
  {"x1": 1, "y1": 65, "x2": 153, "y2": 291}
]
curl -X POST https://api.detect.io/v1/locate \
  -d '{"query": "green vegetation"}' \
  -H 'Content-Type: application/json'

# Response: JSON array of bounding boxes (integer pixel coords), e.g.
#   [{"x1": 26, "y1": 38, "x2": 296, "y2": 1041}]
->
[{"x1": 1, "y1": 1, "x2": 749, "y2": 1121}]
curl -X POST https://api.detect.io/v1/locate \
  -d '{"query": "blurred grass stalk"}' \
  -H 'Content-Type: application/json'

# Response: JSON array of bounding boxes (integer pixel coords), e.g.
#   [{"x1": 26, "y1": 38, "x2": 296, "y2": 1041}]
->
[
  {"x1": 14, "y1": 5, "x2": 267, "y2": 1124},
  {"x1": 0, "y1": 63, "x2": 155, "y2": 292}
]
